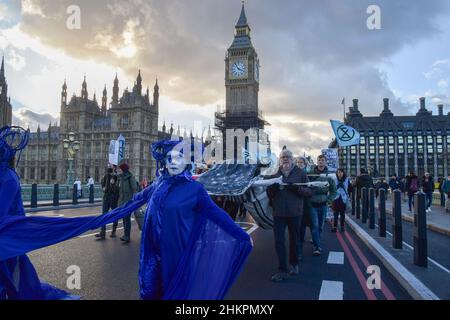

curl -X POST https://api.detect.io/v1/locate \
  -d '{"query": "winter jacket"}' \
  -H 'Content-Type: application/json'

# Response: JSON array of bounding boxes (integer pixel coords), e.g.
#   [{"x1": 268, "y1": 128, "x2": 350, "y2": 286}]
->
[
  {"x1": 118, "y1": 171, "x2": 139, "y2": 206},
  {"x1": 405, "y1": 175, "x2": 420, "y2": 196},
  {"x1": 441, "y1": 179, "x2": 450, "y2": 196},
  {"x1": 355, "y1": 174, "x2": 374, "y2": 192},
  {"x1": 308, "y1": 166, "x2": 337, "y2": 206},
  {"x1": 102, "y1": 173, "x2": 119, "y2": 202},
  {"x1": 333, "y1": 177, "x2": 352, "y2": 206},
  {"x1": 389, "y1": 178, "x2": 401, "y2": 191},
  {"x1": 265, "y1": 166, "x2": 312, "y2": 217},
  {"x1": 421, "y1": 177, "x2": 435, "y2": 194}
]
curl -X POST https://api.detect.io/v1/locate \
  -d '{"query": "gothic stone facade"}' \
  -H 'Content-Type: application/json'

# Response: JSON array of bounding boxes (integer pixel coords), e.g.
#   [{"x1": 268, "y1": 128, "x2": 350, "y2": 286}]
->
[
  {"x1": 19, "y1": 71, "x2": 160, "y2": 184},
  {"x1": 339, "y1": 98, "x2": 450, "y2": 180}
]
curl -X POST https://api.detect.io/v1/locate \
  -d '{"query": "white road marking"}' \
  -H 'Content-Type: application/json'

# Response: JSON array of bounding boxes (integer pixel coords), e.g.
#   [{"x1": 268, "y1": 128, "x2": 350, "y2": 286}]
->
[
  {"x1": 327, "y1": 251, "x2": 345, "y2": 265},
  {"x1": 26, "y1": 213, "x2": 64, "y2": 217},
  {"x1": 319, "y1": 280, "x2": 344, "y2": 300},
  {"x1": 236, "y1": 221, "x2": 259, "y2": 235}
]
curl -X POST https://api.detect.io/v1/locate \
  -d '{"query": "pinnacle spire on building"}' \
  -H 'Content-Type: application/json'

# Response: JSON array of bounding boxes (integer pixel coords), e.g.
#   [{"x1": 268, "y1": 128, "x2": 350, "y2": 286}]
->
[{"x1": 236, "y1": 1, "x2": 248, "y2": 27}]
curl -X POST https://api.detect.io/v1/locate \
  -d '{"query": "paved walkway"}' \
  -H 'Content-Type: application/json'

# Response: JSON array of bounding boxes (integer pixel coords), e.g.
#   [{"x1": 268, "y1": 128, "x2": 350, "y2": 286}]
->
[{"x1": 382, "y1": 198, "x2": 450, "y2": 236}]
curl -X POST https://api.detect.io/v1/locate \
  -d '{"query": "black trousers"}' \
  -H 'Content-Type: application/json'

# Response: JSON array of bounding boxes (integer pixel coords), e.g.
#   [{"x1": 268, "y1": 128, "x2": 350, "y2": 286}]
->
[
  {"x1": 273, "y1": 216, "x2": 302, "y2": 272},
  {"x1": 333, "y1": 210, "x2": 345, "y2": 228},
  {"x1": 99, "y1": 196, "x2": 118, "y2": 235}
]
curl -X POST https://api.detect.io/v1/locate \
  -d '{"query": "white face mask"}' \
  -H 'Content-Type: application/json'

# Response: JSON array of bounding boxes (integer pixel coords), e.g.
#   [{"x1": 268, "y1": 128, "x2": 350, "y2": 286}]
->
[{"x1": 166, "y1": 150, "x2": 187, "y2": 176}]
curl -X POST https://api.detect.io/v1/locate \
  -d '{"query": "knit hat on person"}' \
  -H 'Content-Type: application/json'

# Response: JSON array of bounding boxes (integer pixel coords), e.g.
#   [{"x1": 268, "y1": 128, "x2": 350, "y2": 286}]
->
[{"x1": 119, "y1": 163, "x2": 129, "y2": 172}]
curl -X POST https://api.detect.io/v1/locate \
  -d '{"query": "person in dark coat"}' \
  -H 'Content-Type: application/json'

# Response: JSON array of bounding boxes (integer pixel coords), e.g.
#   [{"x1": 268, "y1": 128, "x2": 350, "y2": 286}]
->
[
  {"x1": 266, "y1": 149, "x2": 312, "y2": 281},
  {"x1": 421, "y1": 172, "x2": 435, "y2": 212},
  {"x1": 389, "y1": 174, "x2": 401, "y2": 192},
  {"x1": 375, "y1": 178, "x2": 389, "y2": 199},
  {"x1": 405, "y1": 171, "x2": 420, "y2": 212},
  {"x1": 355, "y1": 168, "x2": 374, "y2": 192},
  {"x1": 296, "y1": 157, "x2": 313, "y2": 246},
  {"x1": 95, "y1": 167, "x2": 120, "y2": 240},
  {"x1": 438, "y1": 177, "x2": 445, "y2": 207}
]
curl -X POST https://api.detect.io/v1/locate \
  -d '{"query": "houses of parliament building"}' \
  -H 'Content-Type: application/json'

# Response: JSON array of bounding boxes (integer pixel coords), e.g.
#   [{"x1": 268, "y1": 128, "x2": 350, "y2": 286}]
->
[{"x1": 4, "y1": 67, "x2": 163, "y2": 184}]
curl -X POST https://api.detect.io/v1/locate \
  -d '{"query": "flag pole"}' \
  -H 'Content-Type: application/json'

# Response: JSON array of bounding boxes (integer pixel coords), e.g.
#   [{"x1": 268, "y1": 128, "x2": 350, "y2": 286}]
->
[
  {"x1": 340, "y1": 97, "x2": 346, "y2": 170},
  {"x1": 342, "y1": 97, "x2": 346, "y2": 122}
]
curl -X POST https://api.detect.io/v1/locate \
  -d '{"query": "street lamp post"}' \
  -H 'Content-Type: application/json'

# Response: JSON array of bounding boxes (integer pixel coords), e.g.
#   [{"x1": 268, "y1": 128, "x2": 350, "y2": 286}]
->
[{"x1": 63, "y1": 132, "x2": 80, "y2": 185}]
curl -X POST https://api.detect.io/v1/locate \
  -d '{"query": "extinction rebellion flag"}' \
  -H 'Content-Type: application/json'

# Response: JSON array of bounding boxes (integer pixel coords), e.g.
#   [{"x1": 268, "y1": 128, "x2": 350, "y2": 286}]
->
[{"x1": 330, "y1": 120, "x2": 360, "y2": 147}]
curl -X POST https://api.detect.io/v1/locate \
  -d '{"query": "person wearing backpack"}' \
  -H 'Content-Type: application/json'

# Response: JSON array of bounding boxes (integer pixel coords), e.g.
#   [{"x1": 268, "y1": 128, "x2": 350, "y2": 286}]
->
[{"x1": 405, "y1": 170, "x2": 420, "y2": 212}]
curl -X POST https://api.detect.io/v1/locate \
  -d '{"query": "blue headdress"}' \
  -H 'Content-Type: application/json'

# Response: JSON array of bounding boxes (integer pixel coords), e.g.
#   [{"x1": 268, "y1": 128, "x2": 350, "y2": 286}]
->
[
  {"x1": 152, "y1": 139, "x2": 187, "y2": 176},
  {"x1": 0, "y1": 126, "x2": 30, "y2": 167},
  {"x1": 151, "y1": 139, "x2": 205, "y2": 177}
]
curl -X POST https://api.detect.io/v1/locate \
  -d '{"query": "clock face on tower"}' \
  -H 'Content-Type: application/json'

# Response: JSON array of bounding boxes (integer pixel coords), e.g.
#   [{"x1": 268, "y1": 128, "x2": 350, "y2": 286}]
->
[{"x1": 231, "y1": 60, "x2": 247, "y2": 78}]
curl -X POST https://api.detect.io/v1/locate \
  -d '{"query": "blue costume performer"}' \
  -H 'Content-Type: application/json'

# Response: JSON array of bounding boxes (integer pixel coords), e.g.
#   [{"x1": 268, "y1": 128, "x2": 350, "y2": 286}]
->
[
  {"x1": 0, "y1": 129, "x2": 252, "y2": 300},
  {"x1": 134, "y1": 140, "x2": 252, "y2": 299}
]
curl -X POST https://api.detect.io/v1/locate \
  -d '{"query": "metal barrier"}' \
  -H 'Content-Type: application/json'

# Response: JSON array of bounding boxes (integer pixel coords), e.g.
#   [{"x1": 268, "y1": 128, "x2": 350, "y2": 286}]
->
[
  {"x1": 378, "y1": 189, "x2": 386, "y2": 237},
  {"x1": 368, "y1": 188, "x2": 375, "y2": 229},
  {"x1": 414, "y1": 192, "x2": 428, "y2": 267},
  {"x1": 392, "y1": 190, "x2": 403, "y2": 249}
]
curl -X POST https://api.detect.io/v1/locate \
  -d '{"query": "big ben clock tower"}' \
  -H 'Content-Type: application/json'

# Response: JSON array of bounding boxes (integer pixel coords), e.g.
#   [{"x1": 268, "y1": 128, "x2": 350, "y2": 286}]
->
[{"x1": 216, "y1": 2, "x2": 267, "y2": 134}]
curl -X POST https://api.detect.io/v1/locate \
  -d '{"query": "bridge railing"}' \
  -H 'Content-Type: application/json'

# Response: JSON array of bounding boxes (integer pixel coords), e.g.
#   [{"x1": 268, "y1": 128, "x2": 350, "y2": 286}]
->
[{"x1": 22, "y1": 184, "x2": 102, "y2": 208}]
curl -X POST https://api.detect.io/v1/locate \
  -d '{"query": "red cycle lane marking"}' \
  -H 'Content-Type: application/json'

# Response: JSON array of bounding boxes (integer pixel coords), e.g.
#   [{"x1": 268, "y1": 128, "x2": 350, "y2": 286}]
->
[
  {"x1": 343, "y1": 231, "x2": 396, "y2": 300},
  {"x1": 335, "y1": 231, "x2": 377, "y2": 300}
]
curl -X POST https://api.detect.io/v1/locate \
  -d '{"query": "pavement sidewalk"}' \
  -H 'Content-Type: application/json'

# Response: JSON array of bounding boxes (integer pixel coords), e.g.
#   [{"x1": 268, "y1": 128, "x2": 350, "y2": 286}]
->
[
  {"x1": 24, "y1": 198, "x2": 103, "y2": 213},
  {"x1": 383, "y1": 199, "x2": 450, "y2": 236}
]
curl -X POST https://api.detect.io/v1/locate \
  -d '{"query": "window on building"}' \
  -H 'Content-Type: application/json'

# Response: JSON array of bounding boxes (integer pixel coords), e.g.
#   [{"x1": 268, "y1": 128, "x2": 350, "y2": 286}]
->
[
  {"x1": 30, "y1": 168, "x2": 35, "y2": 180},
  {"x1": 360, "y1": 137, "x2": 365, "y2": 145},
  {"x1": 40, "y1": 168, "x2": 46, "y2": 180},
  {"x1": 417, "y1": 136, "x2": 423, "y2": 144},
  {"x1": 51, "y1": 167, "x2": 57, "y2": 180}
]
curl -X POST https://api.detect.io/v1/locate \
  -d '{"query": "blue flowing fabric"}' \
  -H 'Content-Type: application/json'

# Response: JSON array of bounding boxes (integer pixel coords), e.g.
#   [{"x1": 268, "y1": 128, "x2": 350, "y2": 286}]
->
[
  {"x1": 138, "y1": 171, "x2": 253, "y2": 300},
  {"x1": 0, "y1": 163, "x2": 150, "y2": 300},
  {"x1": 0, "y1": 162, "x2": 252, "y2": 300}
]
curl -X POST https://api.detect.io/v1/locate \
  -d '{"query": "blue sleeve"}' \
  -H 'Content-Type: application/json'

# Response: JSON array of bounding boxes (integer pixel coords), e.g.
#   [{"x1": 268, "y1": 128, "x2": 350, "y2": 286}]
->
[
  {"x1": 0, "y1": 175, "x2": 19, "y2": 217},
  {"x1": 0, "y1": 193, "x2": 149, "y2": 261},
  {"x1": 132, "y1": 183, "x2": 155, "y2": 202}
]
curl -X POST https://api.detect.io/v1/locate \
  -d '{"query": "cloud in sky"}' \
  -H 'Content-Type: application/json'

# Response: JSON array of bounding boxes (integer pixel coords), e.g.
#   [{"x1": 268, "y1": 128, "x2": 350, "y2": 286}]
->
[{"x1": 1, "y1": 0, "x2": 450, "y2": 156}]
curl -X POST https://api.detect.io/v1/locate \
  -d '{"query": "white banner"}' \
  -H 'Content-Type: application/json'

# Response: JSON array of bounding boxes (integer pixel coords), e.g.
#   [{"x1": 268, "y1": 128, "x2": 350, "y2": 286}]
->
[{"x1": 108, "y1": 135, "x2": 126, "y2": 165}]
